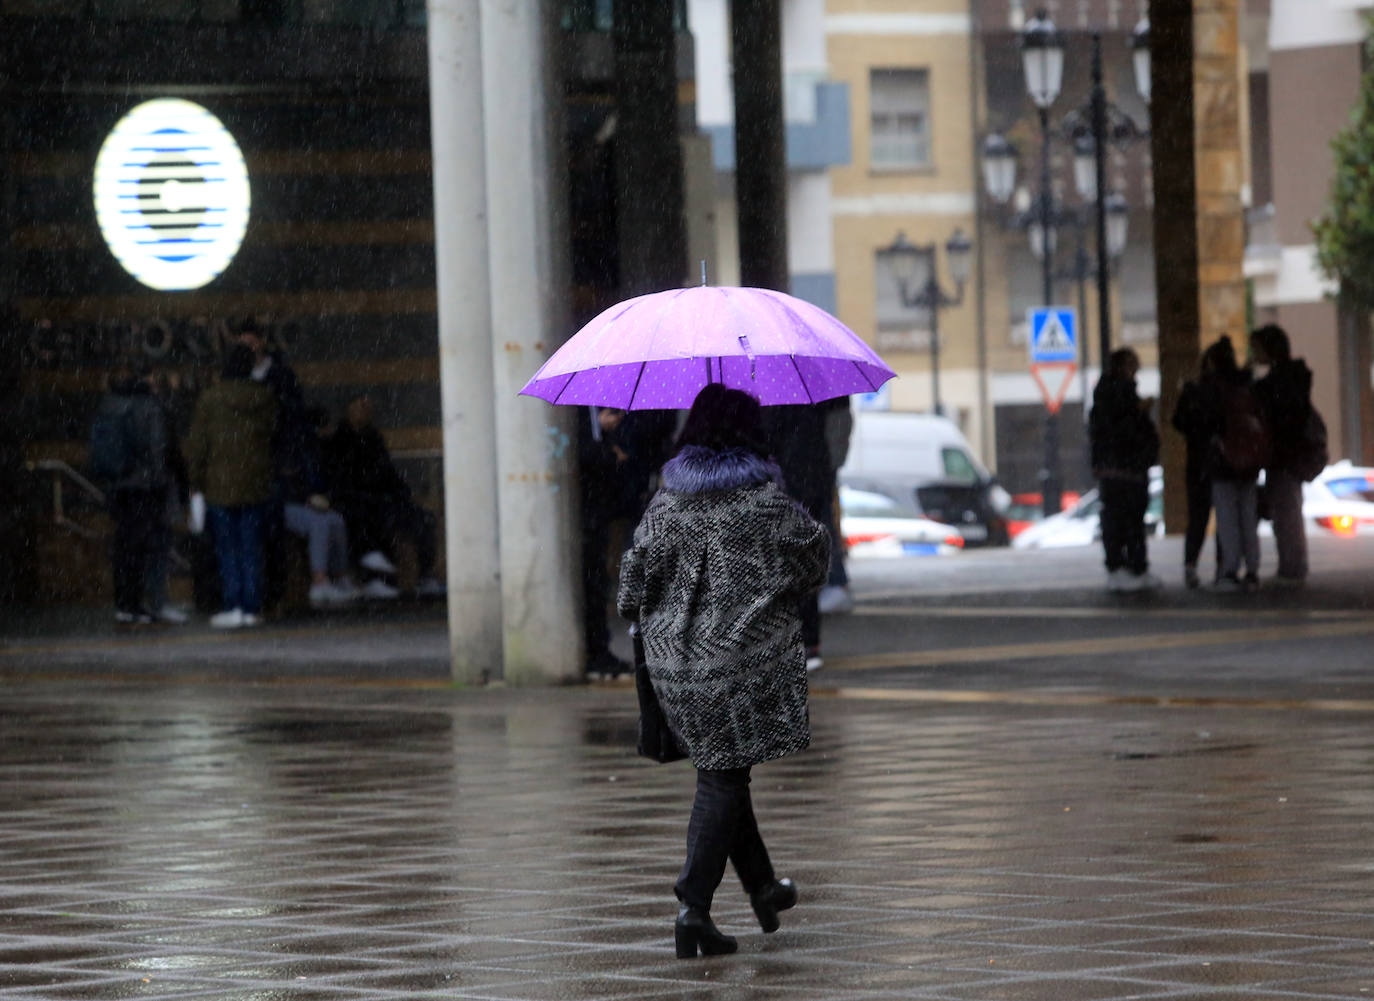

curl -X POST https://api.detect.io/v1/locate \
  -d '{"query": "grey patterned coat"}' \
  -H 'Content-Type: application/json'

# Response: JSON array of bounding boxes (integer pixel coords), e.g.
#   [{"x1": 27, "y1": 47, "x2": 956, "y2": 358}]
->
[{"x1": 617, "y1": 446, "x2": 830, "y2": 770}]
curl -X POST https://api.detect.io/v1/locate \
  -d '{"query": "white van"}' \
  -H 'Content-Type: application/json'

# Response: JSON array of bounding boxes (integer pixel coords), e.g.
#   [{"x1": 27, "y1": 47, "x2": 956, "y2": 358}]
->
[{"x1": 838, "y1": 412, "x2": 1012, "y2": 546}]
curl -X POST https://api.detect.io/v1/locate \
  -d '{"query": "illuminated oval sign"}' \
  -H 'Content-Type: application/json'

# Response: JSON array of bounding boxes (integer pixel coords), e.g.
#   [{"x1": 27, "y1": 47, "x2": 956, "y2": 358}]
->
[{"x1": 93, "y1": 98, "x2": 251, "y2": 291}]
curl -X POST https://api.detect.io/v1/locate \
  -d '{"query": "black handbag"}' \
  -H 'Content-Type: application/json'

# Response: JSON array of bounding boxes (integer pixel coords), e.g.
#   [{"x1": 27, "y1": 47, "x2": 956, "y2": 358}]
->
[{"x1": 632, "y1": 627, "x2": 686, "y2": 764}]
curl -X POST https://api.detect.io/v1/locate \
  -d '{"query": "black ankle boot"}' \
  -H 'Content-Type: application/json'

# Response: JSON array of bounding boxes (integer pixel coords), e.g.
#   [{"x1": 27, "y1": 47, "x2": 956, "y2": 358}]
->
[
  {"x1": 750, "y1": 878, "x2": 798, "y2": 933},
  {"x1": 675, "y1": 906, "x2": 738, "y2": 958}
]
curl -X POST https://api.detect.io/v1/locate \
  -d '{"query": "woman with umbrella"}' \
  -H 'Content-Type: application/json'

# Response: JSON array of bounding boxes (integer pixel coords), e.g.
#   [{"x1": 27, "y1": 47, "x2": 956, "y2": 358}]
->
[{"x1": 617, "y1": 384, "x2": 830, "y2": 958}]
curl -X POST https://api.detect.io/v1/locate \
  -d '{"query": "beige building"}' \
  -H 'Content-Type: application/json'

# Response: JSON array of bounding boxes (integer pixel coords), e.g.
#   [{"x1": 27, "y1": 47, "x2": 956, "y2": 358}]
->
[{"x1": 826, "y1": 2, "x2": 985, "y2": 445}]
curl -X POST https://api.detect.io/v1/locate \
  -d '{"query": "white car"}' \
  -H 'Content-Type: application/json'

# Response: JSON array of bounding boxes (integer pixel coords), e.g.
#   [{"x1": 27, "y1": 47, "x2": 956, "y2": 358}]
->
[
  {"x1": 839, "y1": 485, "x2": 966, "y2": 558},
  {"x1": 1012, "y1": 468, "x2": 1165, "y2": 550},
  {"x1": 1299, "y1": 461, "x2": 1374, "y2": 536}
]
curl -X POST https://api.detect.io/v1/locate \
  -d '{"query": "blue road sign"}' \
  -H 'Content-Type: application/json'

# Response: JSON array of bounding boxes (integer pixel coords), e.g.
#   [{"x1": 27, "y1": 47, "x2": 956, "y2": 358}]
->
[{"x1": 1028, "y1": 307, "x2": 1078, "y2": 364}]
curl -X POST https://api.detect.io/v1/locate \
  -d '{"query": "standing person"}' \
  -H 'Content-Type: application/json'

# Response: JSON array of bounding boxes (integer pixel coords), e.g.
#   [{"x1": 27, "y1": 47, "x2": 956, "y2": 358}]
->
[
  {"x1": 818, "y1": 395, "x2": 855, "y2": 614},
  {"x1": 143, "y1": 368, "x2": 190, "y2": 623},
  {"x1": 89, "y1": 364, "x2": 172, "y2": 626},
  {"x1": 1202, "y1": 336, "x2": 1267, "y2": 591},
  {"x1": 578, "y1": 405, "x2": 634, "y2": 680},
  {"x1": 617, "y1": 385, "x2": 829, "y2": 960},
  {"x1": 1250, "y1": 324, "x2": 1315, "y2": 585},
  {"x1": 1089, "y1": 348, "x2": 1161, "y2": 592},
  {"x1": 238, "y1": 318, "x2": 308, "y2": 615},
  {"x1": 185, "y1": 344, "x2": 278, "y2": 629},
  {"x1": 761, "y1": 403, "x2": 833, "y2": 669},
  {"x1": 1171, "y1": 345, "x2": 1220, "y2": 588}
]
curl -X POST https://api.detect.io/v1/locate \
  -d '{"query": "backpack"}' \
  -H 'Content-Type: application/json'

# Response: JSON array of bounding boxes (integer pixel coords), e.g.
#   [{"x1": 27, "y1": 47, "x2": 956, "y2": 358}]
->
[
  {"x1": 1217, "y1": 383, "x2": 1270, "y2": 476},
  {"x1": 88, "y1": 406, "x2": 135, "y2": 484},
  {"x1": 1291, "y1": 405, "x2": 1329, "y2": 482}
]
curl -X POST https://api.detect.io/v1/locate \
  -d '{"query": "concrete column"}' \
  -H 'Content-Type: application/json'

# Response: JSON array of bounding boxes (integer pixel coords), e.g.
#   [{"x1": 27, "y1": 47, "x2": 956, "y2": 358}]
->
[
  {"x1": 1150, "y1": 0, "x2": 1247, "y2": 534},
  {"x1": 731, "y1": 0, "x2": 789, "y2": 291},
  {"x1": 480, "y1": 0, "x2": 583, "y2": 685},
  {"x1": 427, "y1": 0, "x2": 503, "y2": 683},
  {"x1": 614, "y1": 0, "x2": 688, "y2": 295}
]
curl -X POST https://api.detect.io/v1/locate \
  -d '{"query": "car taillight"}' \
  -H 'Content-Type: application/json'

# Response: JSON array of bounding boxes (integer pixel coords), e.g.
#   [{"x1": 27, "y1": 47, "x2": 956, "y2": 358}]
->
[
  {"x1": 944, "y1": 534, "x2": 966, "y2": 549},
  {"x1": 1318, "y1": 515, "x2": 1358, "y2": 536},
  {"x1": 846, "y1": 532, "x2": 895, "y2": 545}
]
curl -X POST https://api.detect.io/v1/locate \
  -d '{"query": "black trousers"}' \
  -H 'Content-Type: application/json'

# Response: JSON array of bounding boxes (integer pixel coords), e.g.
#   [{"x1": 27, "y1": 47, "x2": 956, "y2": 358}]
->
[
  {"x1": 1183, "y1": 466, "x2": 1214, "y2": 570},
  {"x1": 110, "y1": 488, "x2": 163, "y2": 615},
  {"x1": 1099, "y1": 476, "x2": 1150, "y2": 575},
  {"x1": 675, "y1": 766, "x2": 775, "y2": 911}
]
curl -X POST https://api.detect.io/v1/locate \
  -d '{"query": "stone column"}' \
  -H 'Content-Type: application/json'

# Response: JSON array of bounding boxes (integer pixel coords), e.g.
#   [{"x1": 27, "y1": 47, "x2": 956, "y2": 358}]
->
[
  {"x1": 481, "y1": 0, "x2": 583, "y2": 684},
  {"x1": 1150, "y1": 0, "x2": 1247, "y2": 534},
  {"x1": 731, "y1": 0, "x2": 789, "y2": 291},
  {"x1": 427, "y1": 0, "x2": 503, "y2": 683}
]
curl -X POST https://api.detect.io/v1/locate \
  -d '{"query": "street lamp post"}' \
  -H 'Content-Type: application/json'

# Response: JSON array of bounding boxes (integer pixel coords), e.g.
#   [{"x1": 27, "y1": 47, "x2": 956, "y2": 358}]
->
[
  {"x1": 1021, "y1": 9, "x2": 1064, "y2": 517},
  {"x1": 982, "y1": 10, "x2": 1151, "y2": 516},
  {"x1": 880, "y1": 229, "x2": 973, "y2": 418}
]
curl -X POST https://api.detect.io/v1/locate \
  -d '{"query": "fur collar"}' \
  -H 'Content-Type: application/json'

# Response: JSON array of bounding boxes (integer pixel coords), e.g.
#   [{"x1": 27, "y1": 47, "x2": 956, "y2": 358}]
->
[{"x1": 661, "y1": 446, "x2": 781, "y2": 494}]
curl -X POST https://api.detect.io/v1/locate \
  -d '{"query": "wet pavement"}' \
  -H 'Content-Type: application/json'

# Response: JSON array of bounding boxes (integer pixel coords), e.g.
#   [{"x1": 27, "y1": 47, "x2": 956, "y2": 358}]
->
[{"x1": 3, "y1": 537, "x2": 1374, "y2": 998}]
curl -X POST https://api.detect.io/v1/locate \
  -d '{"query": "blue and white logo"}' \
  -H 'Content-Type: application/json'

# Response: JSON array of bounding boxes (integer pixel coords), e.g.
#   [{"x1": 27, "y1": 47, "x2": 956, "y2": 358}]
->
[
  {"x1": 1028, "y1": 307, "x2": 1077, "y2": 364},
  {"x1": 93, "y1": 98, "x2": 251, "y2": 291}
]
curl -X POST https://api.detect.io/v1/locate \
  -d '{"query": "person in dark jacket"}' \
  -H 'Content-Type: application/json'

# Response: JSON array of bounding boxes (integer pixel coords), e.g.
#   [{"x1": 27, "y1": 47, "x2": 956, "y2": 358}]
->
[
  {"x1": 185, "y1": 344, "x2": 278, "y2": 629},
  {"x1": 1171, "y1": 349, "x2": 1218, "y2": 589},
  {"x1": 238, "y1": 319, "x2": 309, "y2": 614},
  {"x1": 1250, "y1": 323, "x2": 1314, "y2": 584},
  {"x1": 91, "y1": 364, "x2": 172, "y2": 625},
  {"x1": 321, "y1": 394, "x2": 442, "y2": 598},
  {"x1": 1089, "y1": 348, "x2": 1161, "y2": 591},
  {"x1": 577, "y1": 405, "x2": 636, "y2": 679},
  {"x1": 618, "y1": 385, "x2": 829, "y2": 960},
  {"x1": 1199, "y1": 336, "x2": 1265, "y2": 590},
  {"x1": 761, "y1": 403, "x2": 833, "y2": 669},
  {"x1": 142, "y1": 368, "x2": 190, "y2": 623}
]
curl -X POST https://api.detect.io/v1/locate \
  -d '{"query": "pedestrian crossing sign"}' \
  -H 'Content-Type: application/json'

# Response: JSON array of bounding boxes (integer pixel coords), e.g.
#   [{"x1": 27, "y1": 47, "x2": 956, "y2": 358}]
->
[{"x1": 1028, "y1": 307, "x2": 1077, "y2": 364}]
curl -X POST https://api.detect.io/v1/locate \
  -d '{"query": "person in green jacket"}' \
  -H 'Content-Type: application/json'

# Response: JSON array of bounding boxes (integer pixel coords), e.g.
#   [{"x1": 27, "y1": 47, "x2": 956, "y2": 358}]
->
[{"x1": 185, "y1": 344, "x2": 278, "y2": 629}]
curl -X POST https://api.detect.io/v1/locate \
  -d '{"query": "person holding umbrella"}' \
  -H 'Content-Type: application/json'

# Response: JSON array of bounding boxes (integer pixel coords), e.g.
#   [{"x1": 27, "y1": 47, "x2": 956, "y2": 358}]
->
[{"x1": 617, "y1": 384, "x2": 830, "y2": 958}]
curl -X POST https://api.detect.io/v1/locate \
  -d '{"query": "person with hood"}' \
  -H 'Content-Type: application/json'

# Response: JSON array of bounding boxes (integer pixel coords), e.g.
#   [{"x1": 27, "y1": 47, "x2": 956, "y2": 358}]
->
[
  {"x1": 1170, "y1": 345, "x2": 1219, "y2": 589},
  {"x1": 1199, "y1": 336, "x2": 1267, "y2": 591},
  {"x1": 1250, "y1": 323, "x2": 1315, "y2": 584},
  {"x1": 89, "y1": 363, "x2": 172, "y2": 625},
  {"x1": 617, "y1": 384, "x2": 830, "y2": 959},
  {"x1": 1089, "y1": 348, "x2": 1161, "y2": 592},
  {"x1": 185, "y1": 343, "x2": 278, "y2": 629}
]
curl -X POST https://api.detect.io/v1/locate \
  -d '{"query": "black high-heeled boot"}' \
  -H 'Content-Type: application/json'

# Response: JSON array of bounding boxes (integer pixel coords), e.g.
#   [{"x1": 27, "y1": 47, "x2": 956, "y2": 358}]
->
[
  {"x1": 674, "y1": 906, "x2": 738, "y2": 958},
  {"x1": 750, "y1": 877, "x2": 798, "y2": 933}
]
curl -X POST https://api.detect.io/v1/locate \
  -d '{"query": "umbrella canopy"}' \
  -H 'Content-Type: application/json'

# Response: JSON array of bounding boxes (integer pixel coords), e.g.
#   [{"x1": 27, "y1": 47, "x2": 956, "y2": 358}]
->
[{"x1": 519, "y1": 285, "x2": 896, "y2": 409}]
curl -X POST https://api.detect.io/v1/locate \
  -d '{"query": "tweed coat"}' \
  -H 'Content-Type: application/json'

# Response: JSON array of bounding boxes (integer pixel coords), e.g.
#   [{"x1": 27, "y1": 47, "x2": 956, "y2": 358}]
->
[{"x1": 617, "y1": 445, "x2": 830, "y2": 770}]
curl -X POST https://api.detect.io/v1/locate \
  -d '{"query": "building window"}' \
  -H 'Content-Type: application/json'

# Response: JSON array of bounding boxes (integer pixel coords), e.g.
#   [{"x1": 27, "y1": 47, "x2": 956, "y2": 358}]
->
[{"x1": 869, "y1": 68, "x2": 930, "y2": 169}]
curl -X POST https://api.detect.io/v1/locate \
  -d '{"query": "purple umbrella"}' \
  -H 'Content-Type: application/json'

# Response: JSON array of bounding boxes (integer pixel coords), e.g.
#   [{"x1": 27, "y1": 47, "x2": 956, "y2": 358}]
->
[{"x1": 519, "y1": 285, "x2": 896, "y2": 409}]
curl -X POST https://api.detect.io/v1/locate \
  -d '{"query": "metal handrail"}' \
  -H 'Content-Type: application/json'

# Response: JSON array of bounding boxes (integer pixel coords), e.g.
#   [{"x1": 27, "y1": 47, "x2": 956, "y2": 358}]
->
[{"x1": 26, "y1": 458, "x2": 190, "y2": 570}]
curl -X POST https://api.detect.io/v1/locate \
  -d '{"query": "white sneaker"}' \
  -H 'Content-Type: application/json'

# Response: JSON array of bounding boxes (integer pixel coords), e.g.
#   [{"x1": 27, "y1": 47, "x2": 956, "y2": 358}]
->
[
  {"x1": 331, "y1": 578, "x2": 361, "y2": 602},
  {"x1": 309, "y1": 582, "x2": 353, "y2": 607},
  {"x1": 153, "y1": 605, "x2": 189, "y2": 625},
  {"x1": 805, "y1": 654, "x2": 824, "y2": 672},
  {"x1": 361, "y1": 578, "x2": 401, "y2": 600},
  {"x1": 1134, "y1": 571, "x2": 1163, "y2": 591},
  {"x1": 210, "y1": 608, "x2": 244, "y2": 629},
  {"x1": 1106, "y1": 569, "x2": 1132, "y2": 592},
  {"x1": 415, "y1": 576, "x2": 446, "y2": 599},
  {"x1": 241, "y1": 613, "x2": 262, "y2": 627},
  {"x1": 818, "y1": 585, "x2": 854, "y2": 615},
  {"x1": 360, "y1": 551, "x2": 398, "y2": 575}
]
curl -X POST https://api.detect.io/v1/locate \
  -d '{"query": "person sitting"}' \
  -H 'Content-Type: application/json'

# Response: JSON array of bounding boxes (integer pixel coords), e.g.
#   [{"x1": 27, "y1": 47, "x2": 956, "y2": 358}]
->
[
  {"x1": 282, "y1": 406, "x2": 360, "y2": 608},
  {"x1": 319, "y1": 394, "x2": 444, "y2": 599}
]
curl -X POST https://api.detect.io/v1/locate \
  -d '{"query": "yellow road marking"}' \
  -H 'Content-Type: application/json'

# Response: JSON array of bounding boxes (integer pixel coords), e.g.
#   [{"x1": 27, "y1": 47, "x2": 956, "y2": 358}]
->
[
  {"x1": 812, "y1": 686, "x2": 1374, "y2": 713},
  {"x1": 853, "y1": 605, "x2": 1364, "y2": 621},
  {"x1": 824, "y1": 618, "x2": 1374, "y2": 671}
]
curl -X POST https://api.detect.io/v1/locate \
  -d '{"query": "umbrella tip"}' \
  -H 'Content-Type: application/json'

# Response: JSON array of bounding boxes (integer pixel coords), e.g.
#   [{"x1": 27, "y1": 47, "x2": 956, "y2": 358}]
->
[{"x1": 700, "y1": 260, "x2": 707, "y2": 286}]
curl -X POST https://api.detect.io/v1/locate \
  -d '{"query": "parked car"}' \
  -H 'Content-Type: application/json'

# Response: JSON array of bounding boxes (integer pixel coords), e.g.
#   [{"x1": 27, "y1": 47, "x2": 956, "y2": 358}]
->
[
  {"x1": 839, "y1": 412, "x2": 1012, "y2": 546},
  {"x1": 1013, "y1": 468, "x2": 1164, "y2": 550},
  {"x1": 1297, "y1": 461, "x2": 1374, "y2": 536},
  {"x1": 1006, "y1": 491, "x2": 1082, "y2": 539},
  {"x1": 839, "y1": 485, "x2": 966, "y2": 558}
]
